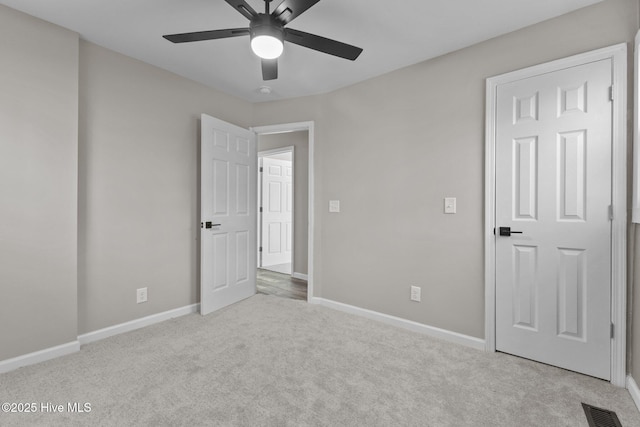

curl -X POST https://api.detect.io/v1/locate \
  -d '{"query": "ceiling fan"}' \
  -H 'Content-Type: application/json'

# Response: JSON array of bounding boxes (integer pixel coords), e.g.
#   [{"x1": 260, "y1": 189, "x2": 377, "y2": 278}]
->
[{"x1": 163, "y1": 0, "x2": 363, "y2": 81}]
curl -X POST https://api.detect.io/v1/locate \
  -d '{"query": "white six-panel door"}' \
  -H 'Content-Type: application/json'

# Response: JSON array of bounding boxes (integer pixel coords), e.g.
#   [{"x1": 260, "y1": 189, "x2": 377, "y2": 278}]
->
[
  {"x1": 495, "y1": 59, "x2": 613, "y2": 379},
  {"x1": 200, "y1": 114, "x2": 257, "y2": 315},
  {"x1": 260, "y1": 157, "x2": 293, "y2": 267}
]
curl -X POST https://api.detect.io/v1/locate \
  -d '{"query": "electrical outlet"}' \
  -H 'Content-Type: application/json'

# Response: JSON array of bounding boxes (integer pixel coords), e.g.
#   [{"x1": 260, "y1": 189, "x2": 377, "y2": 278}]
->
[
  {"x1": 410, "y1": 286, "x2": 421, "y2": 302},
  {"x1": 136, "y1": 287, "x2": 148, "y2": 304}
]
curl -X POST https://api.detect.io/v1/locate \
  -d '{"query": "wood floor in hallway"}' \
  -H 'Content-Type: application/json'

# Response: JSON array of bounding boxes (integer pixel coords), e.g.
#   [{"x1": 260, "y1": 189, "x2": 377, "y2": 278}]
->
[{"x1": 257, "y1": 268, "x2": 307, "y2": 301}]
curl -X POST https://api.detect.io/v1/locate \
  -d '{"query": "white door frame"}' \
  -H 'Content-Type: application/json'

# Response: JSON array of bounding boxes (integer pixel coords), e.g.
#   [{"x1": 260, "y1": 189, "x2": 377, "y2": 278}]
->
[
  {"x1": 251, "y1": 122, "x2": 314, "y2": 301},
  {"x1": 258, "y1": 146, "x2": 295, "y2": 271},
  {"x1": 484, "y1": 44, "x2": 627, "y2": 387}
]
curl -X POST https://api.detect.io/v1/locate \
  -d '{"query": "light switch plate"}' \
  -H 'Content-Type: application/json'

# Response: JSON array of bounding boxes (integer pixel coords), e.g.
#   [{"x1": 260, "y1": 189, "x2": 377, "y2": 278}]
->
[
  {"x1": 444, "y1": 197, "x2": 456, "y2": 214},
  {"x1": 329, "y1": 200, "x2": 340, "y2": 213}
]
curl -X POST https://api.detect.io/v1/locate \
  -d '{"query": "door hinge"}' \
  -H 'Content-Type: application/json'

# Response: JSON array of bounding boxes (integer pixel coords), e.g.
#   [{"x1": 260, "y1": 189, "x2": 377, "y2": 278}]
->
[
  {"x1": 260, "y1": 166, "x2": 263, "y2": 173},
  {"x1": 609, "y1": 205, "x2": 614, "y2": 220},
  {"x1": 259, "y1": 207, "x2": 263, "y2": 213},
  {"x1": 609, "y1": 85, "x2": 614, "y2": 101},
  {"x1": 259, "y1": 246, "x2": 262, "y2": 252},
  {"x1": 611, "y1": 323, "x2": 615, "y2": 338}
]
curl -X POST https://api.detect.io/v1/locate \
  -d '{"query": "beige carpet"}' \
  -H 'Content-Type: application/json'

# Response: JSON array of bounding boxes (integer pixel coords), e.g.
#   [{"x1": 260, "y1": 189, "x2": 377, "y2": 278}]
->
[{"x1": 0, "y1": 294, "x2": 638, "y2": 426}]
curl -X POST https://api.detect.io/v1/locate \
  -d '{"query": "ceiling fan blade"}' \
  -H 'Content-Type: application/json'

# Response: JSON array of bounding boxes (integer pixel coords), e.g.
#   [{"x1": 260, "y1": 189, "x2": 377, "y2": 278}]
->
[
  {"x1": 271, "y1": 0, "x2": 321, "y2": 25},
  {"x1": 163, "y1": 28, "x2": 250, "y2": 43},
  {"x1": 224, "y1": 0, "x2": 258, "y2": 20},
  {"x1": 262, "y1": 59, "x2": 278, "y2": 80},
  {"x1": 284, "y1": 28, "x2": 363, "y2": 60}
]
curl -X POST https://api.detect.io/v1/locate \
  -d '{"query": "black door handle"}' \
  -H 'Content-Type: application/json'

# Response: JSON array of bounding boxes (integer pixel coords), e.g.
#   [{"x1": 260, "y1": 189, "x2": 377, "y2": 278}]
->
[
  {"x1": 498, "y1": 226, "x2": 523, "y2": 236},
  {"x1": 201, "y1": 222, "x2": 222, "y2": 229}
]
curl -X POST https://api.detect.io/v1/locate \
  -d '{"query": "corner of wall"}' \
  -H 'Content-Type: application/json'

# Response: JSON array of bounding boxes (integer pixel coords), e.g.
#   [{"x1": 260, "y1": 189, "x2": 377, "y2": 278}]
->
[{"x1": 627, "y1": 375, "x2": 640, "y2": 412}]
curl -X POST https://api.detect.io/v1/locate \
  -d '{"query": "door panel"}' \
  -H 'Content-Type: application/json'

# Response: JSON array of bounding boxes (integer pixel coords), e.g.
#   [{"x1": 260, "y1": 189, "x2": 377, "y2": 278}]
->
[
  {"x1": 512, "y1": 244, "x2": 537, "y2": 331},
  {"x1": 201, "y1": 114, "x2": 256, "y2": 315},
  {"x1": 513, "y1": 136, "x2": 537, "y2": 220},
  {"x1": 557, "y1": 248, "x2": 586, "y2": 340},
  {"x1": 236, "y1": 164, "x2": 250, "y2": 214},
  {"x1": 212, "y1": 159, "x2": 228, "y2": 215},
  {"x1": 495, "y1": 59, "x2": 612, "y2": 379},
  {"x1": 261, "y1": 157, "x2": 293, "y2": 267}
]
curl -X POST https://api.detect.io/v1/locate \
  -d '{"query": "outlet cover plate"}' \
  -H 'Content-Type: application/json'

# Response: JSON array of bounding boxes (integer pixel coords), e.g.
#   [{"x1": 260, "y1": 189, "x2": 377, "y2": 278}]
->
[
  {"x1": 136, "y1": 287, "x2": 148, "y2": 304},
  {"x1": 410, "y1": 286, "x2": 421, "y2": 302}
]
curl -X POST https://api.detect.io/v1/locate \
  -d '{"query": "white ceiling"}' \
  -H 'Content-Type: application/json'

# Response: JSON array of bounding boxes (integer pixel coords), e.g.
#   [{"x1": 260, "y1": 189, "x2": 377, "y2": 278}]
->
[{"x1": 1, "y1": 0, "x2": 602, "y2": 103}]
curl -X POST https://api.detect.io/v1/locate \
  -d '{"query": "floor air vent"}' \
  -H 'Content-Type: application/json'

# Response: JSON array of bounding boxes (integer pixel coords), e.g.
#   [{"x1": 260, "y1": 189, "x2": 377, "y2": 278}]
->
[{"x1": 582, "y1": 403, "x2": 622, "y2": 427}]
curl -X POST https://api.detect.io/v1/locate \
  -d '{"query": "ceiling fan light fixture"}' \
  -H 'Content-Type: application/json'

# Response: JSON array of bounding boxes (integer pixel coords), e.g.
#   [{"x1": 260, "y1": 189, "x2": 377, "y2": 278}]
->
[
  {"x1": 250, "y1": 15, "x2": 284, "y2": 60},
  {"x1": 251, "y1": 34, "x2": 283, "y2": 59}
]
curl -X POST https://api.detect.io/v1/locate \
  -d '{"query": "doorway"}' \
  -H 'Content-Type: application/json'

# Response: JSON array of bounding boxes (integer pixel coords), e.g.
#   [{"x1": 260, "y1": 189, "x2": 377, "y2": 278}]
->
[
  {"x1": 484, "y1": 44, "x2": 627, "y2": 386},
  {"x1": 253, "y1": 125, "x2": 312, "y2": 301}
]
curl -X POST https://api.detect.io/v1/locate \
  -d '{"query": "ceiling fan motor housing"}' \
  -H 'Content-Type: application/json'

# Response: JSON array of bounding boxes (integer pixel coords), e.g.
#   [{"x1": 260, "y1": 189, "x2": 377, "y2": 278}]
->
[{"x1": 250, "y1": 14, "x2": 284, "y2": 44}]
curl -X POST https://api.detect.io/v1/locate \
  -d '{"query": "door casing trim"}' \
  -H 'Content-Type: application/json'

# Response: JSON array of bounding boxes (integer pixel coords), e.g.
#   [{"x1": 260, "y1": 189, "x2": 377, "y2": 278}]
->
[{"x1": 484, "y1": 43, "x2": 627, "y2": 387}]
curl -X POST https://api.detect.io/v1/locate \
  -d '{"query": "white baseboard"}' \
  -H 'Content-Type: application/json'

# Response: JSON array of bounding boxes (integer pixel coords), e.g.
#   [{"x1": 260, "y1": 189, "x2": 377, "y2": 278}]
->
[
  {"x1": 78, "y1": 303, "x2": 200, "y2": 345},
  {"x1": 310, "y1": 297, "x2": 485, "y2": 351},
  {"x1": 0, "y1": 341, "x2": 80, "y2": 374},
  {"x1": 627, "y1": 375, "x2": 640, "y2": 413},
  {"x1": 292, "y1": 272, "x2": 308, "y2": 282},
  {"x1": 0, "y1": 303, "x2": 200, "y2": 375}
]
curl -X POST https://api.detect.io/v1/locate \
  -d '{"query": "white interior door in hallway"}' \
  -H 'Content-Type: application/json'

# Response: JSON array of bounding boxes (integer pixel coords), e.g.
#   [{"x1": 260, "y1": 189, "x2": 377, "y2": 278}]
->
[
  {"x1": 260, "y1": 155, "x2": 293, "y2": 269},
  {"x1": 494, "y1": 59, "x2": 613, "y2": 380},
  {"x1": 200, "y1": 114, "x2": 257, "y2": 315}
]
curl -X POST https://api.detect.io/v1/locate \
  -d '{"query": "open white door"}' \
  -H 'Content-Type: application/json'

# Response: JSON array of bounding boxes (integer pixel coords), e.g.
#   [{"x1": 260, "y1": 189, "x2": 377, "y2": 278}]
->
[
  {"x1": 200, "y1": 114, "x2": 257, "y2": 315},
  {"x1": 260, "y1": 156, "x2": 293, "y2": 268}
]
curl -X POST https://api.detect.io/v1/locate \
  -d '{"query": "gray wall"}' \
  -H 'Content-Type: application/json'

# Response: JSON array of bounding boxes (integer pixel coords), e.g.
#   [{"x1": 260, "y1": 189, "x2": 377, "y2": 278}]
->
[
  {"x1": 258, "y1": 131, "x2": 309, "y2": 275},
  {"x1": 78, "y1": 42, "x2": 252, "y2": 333},
  {"x1": 0, "y1": 6, "x2": 79, "y2": 360},
  {"x1": 253, "y1": 0, "x2": 639, "y2": 339}
]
